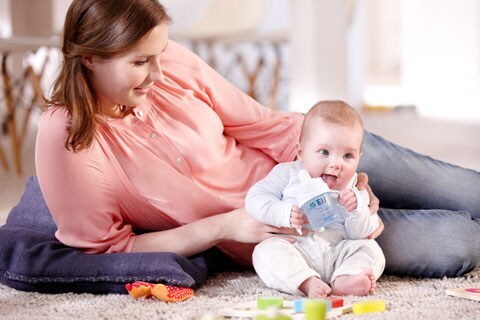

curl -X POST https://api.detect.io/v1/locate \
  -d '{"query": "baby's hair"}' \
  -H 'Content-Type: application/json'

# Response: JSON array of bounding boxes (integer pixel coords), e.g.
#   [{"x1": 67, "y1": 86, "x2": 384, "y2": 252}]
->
[{"x1": 299, "y1": 100, "x2": 364, "y2": 144}]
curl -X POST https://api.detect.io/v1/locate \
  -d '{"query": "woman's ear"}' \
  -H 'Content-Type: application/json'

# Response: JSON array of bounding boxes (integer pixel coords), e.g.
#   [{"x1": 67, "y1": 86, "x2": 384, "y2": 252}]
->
[{"x1": 80, "y1": 55, "x2": 95, "y2": 71}]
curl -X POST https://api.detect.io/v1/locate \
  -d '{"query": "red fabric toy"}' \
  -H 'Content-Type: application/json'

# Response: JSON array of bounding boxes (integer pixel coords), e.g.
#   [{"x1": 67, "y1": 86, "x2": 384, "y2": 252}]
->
[{"x1": 125, "y1": 281, "x2": 194, "y2": 302}]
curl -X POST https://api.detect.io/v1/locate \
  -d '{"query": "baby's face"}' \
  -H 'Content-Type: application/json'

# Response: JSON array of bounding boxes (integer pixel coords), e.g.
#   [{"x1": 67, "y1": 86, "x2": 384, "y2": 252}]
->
[{"x1": 297, "y1": 118, "x2": 363, "y2": 190}]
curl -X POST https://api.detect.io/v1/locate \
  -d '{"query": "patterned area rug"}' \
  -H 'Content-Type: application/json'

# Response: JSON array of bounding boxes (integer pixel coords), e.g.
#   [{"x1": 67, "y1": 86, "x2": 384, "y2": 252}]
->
[{"x1": 1, "y1": 268, "x2": 479, "y2": 319}]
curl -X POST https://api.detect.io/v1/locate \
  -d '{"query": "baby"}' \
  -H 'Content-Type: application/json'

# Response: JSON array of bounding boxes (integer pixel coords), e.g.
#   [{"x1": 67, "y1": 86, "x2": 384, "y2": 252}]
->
[{"x1": 246, "y1": 100, "x2": 385, "y2": 297}]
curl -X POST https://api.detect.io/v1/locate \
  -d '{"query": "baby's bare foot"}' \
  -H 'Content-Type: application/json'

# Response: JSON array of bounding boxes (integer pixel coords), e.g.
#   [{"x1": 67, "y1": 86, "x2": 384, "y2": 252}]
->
[
  {"x1": 299, "y1": 276, "x2": 332, "y2": 298},
  {"x1": 331, "y1": 269, "x2": 376, "y2": 296}
]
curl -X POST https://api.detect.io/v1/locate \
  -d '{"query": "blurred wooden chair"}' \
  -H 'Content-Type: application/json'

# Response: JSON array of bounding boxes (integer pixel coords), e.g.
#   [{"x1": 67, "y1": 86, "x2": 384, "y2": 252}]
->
[{"x1": 0, "y1": 35, "x2": 58, "y2": 175}]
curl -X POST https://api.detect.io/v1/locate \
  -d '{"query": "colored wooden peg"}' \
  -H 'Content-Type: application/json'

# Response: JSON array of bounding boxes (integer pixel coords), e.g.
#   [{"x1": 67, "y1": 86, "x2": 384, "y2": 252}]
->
[
  {"x1": 257, "y1": 297, "x2": 284, "y2": 310},
  {"x1": 293, "y1": 299, "x2": 332, "y2": 313},
  {"x1": 325, "y1": 296, "x2": 343, "y2": 308},
  {"x1": 352, "y1": 299, "x2": 386, "y2": 314},
  {"x1": 304, "y1": 300, "x2": 327, "y2": 320}
]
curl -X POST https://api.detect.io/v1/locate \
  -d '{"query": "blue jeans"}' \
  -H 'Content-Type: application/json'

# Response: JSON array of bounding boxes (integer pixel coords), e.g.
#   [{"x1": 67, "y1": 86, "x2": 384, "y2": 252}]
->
[{"x1": 359, "y1": 131, "x2": 480, "y2": 278}]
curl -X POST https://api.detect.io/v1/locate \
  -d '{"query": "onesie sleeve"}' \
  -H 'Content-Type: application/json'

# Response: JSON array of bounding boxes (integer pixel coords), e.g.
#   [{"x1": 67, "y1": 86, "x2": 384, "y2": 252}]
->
[
  {"x1": 162, "y1": 41, "x2": 304, "y2": 164},
  {"x1": 35, "y1": 108, "x2": 136, "y2": 253},
  {"x1": 245, "y1": 163, "x2": 294, "y2": 228},
  {"x1": 344, "y1": 188, "x2": 379, "y2": 239}
]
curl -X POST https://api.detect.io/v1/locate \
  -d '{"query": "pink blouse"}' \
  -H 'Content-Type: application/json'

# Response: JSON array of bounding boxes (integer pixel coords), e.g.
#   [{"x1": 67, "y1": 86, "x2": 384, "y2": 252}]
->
[{"x1": 35, "y1": 40, "x2": 303, "y2": 263}]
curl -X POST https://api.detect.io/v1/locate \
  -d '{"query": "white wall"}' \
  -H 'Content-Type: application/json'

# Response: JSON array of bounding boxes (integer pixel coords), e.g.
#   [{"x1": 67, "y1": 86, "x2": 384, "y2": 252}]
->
[
  {"x1": 162, "y1": 0, "x2": 289, "y2": 36},
  {"x1": 289, "y1": 0, "x2": 369, "y2": 113},
  {"x1": 290, "y1": 0, "x2": 480, "y2": 123},
  {"x1": 161, "y1": 0, "x2": 208, "y2": 33},
  {"x1": 0, "y1": 0, "x2": 11, "y2": 37},
  {"x1": 402, "y1": 0, "x2": 480, "y2": 123},
  {"x1": 10, "y1": 0, "x2": 53, "y2": 37},
  {"x1": 289, "y1": 0, "x2": 348, "y2": 113},
  {"x1": 52, "y1": 0, "x2": 73, "y2": 35},
  {"x1": 3, "y1": 0, "x2": 479, "y2": 123}
]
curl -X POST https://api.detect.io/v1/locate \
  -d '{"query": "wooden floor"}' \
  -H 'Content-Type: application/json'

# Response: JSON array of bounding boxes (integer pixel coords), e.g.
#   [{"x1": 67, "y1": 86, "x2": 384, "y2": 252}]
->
[{"x1": 1, "y1": 110, "x2": 479, "y2": 225}]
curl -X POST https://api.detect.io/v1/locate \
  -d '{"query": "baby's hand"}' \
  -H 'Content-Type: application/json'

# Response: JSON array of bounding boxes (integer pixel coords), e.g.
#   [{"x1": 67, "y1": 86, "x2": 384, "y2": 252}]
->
[
  {"x1": 338, "y1": 189, "x2": 357, "y2": 212},
  {"x1": 290, "y1": 205, "x2": 307, "y2": 230}
]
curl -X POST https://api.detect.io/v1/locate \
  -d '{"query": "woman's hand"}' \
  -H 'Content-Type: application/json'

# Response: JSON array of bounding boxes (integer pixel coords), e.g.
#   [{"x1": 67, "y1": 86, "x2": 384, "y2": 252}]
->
[
  {"x1": 368, "y1": 216, "x2": 384, "y2": 240},
  {"x1": 133, "y1": 207, "x2": 298, "y2": 256},
  {"x1": 355, "y1": 172, "x2": 384, "y2": 239},
  {"x1": 225, "y1": 208, "x2": 300, "y2": 244},
  {"x1": 355, "y1": 173, "x2": 379, "y2": 214}
]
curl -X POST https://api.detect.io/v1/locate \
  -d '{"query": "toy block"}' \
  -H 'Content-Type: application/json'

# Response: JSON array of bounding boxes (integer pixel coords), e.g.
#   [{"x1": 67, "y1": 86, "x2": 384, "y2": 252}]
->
[{"x1": 352, "y1": 299, "x2": 386, "y2": 314}]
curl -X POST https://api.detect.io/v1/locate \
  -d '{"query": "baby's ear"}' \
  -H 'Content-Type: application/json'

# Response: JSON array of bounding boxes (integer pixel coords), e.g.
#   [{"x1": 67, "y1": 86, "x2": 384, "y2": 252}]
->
[{"x1": 296, "y1": 142, "x2": 303, "y2": 160}]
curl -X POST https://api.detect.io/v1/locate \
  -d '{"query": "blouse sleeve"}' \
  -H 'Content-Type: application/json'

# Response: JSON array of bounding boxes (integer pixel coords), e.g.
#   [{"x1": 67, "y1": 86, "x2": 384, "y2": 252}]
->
[
  {"x1": 344, "y1": 188, "x2": 379, "y2": 239},
  {"x1": 163, "y1": 41, "x2": 304, "y2": 163},
  {"x1": 35, "y1": 108, "x2": 136, "y2": 253}
]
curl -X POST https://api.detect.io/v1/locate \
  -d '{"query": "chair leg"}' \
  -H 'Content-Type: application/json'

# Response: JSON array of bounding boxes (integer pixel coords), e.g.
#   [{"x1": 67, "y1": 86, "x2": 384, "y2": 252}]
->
[
  {"x1": 0, "y1": 141, "x2": 9, "y2": 171},
  {"x1": 19, "y1": 65, "x2": 45, "y2": 146},
  {"x1": 267, "y1": 42, "x2": 283, "y2": 111},
  {"x1": 2, "y1": 54, "x2": 22, "y2": 175},
  {"x1": 237, "y1": 47, "x2": 264, "y2": 102}
]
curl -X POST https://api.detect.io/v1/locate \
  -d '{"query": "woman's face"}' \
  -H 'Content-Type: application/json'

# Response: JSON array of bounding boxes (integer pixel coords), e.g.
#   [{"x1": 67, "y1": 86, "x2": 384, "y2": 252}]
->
[{"x1": 82, "y1": 24, "x2": 169, "y2": 113}]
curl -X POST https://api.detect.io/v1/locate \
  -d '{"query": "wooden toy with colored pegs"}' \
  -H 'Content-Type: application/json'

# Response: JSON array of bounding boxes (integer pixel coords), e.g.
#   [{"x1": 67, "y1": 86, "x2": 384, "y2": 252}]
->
[
  {"x1": 218, "y1": 296, "x2": 352, "y2": 319},
  {"x1": 445, "y1": 287, "x2": 480, "y2": 302}
]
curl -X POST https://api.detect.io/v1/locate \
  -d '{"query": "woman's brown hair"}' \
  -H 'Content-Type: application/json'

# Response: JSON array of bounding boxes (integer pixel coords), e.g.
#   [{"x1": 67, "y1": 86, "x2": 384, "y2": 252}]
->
[{"x1": 48, "y1": 0, "x2": 171, "y2": 152}]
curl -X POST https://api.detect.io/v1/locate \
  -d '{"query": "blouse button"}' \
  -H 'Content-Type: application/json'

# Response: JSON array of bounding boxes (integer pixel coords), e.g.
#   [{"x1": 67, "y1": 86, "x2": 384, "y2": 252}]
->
[
  {"x1": 137, "y1": 110, "x2": 144, "y2": 117},
  {"x1": 150, "y1": 132, "x2": 158, "y2": 139},
  {"x1": 176, "y1": 157, "x2": 183, "y2": 164}
]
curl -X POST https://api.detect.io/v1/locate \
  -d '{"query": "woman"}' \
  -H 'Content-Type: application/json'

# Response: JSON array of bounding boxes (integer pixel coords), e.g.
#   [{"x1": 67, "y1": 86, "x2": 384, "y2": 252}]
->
[{"x1": 36, "y1": 0, "x2": 479, "y2": 277}]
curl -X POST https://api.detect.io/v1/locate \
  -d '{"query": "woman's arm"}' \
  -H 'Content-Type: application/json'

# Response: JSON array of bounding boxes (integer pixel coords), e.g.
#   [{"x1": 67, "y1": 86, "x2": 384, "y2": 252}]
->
[
  {"x1": 355, "y1": 172, "x2": 384, "y2": 239},
  {"x1": 36, "y1": 109, "x2": 136, "y2": 253},
  {"x1": 162, "y1": 41, "x2": 304, "y2": 164},
  {"x1": 343, "y1": 188, "x2": 380, "y2": 239},
  {"x1": 131, "y1": 208, "x2": 296, "y2": 256},
  {"x1": 356, "y1": 173, "x2": 380, "y2": 214}
]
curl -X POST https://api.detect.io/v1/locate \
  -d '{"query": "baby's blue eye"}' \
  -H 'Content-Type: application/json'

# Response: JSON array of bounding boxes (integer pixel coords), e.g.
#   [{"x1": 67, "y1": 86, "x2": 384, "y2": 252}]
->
[{"x1": 319, "y1": 149, "x2": 329, "y2": 156}]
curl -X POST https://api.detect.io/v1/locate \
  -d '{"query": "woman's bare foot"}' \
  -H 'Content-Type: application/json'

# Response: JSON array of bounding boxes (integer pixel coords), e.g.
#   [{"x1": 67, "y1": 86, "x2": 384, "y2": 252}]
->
[
  {"x1": 299, "y1": 276, "x2": 332, "y2": 298},
  {"x1": 331, "y1": 269, "x2": 376, "y2": 296}
]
